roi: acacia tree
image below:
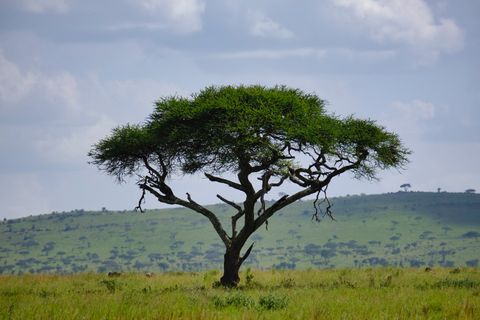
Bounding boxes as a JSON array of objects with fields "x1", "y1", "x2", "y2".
[{"x1": 89, "y1": 85, "x2": 409, "y2": 286}]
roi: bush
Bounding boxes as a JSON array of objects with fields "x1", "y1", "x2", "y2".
[
  {"x1": 212, "y1": 293, "x2": 255, "y2": 309},
  {"x1": 99, "y1": 279, "x2": 118, "y2": 293},
  {"x1": 258, "y1": 294, "x2": 288, "y2": 310},
  {"x1": 279, "y1": 277, "x2": 296, "y2": 288}
]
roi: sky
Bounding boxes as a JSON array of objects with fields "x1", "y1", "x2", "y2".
[{"x1": 0, "y1": 0, "x2": 479, "y2": 219}]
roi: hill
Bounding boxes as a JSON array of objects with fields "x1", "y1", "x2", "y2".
[{"x1": 1, "y1": 192, "x2": 479, "y2": 274}]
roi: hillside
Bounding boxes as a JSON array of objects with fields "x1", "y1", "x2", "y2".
[{"x1": 1, "y1": 192, "x2": 479, "y2": 274}]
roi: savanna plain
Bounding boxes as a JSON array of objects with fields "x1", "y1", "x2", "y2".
[
  {"x1": 1, "y1": 193, "x2": 479, "y2": 319},
  {"x1": 1, "y1": 267, "x2": 479, "y2": 319}
]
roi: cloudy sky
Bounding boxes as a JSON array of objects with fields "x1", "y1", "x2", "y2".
[{"x1": 1, "y1": 0, "x2": 479, "y2": 219}]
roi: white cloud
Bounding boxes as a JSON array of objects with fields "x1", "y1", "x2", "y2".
[
  {"x1": 249, "y1": 13, "x2": 294, "y2": 39},
  {"x1": 132, "y1": 0, "x2": 206, "y2": 33},
  {"x1": 35, "y1": 116, "x2": 117, "y2": 164},
  {"x1": 32, "y1": 76, "x2": 187, "y2": 165},
  {"x1": 0, "y1": 51, "x2": 37, "y2": 105},
  {"x1": 43, "y1": 73, "x2": 79, "y2": 110},
  {"x1": 0, "y1": 173, "x2": 50, "y2": 219},
  {"x1": 391, "y1": 99, "x2": 436, "y2": 121},
  {"x1": 107, "y1": 23, "x2": 167, "y2": 32},
  {"x1": 333, "y1": 0, "x2": 464, "y2": 61},
  {"x1": 0, "y1": 51, "x2": 79, "y2": 112},
  {"x1": 380, "y1": 99, "x2": 438, "y2": 142},
  {"x1": 213, "y1": 47, "x2": 395, "y2": 61},
  {"x1": 214, "y1": 48, "x2": 325, "y2": 60},
  {"x1": 15, "y1": 0, "x2": 70, "y2": 13}
]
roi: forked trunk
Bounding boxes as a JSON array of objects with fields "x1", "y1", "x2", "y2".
[{"x1": 220, "y1": 249, "x2": 241, "y2": 287}]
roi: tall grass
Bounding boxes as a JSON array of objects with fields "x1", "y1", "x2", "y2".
[{"x1": 0, "y1": 268, "x2": 478, "y2": 319}]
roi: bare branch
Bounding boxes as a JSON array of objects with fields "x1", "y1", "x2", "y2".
[
  {"x1": 254, "y1": 151, "x2": 369, "y2": 231},
  {"x1": 183, "y1": 192, "x2": 231, "y2": 246},
  {"x1": 142, "y1": 156, "x2": 174, "y2": 197},
  {"x1": 217, "y1": 194, "x2": 242, "y2": 212},
  {"x1": 231, "y1": 210, "x2": 245, "y2": 240},
  {"x1": 239, "y1": 242, "x2": 254, "y2": 266},
  {"x1": 312, "y1": 187, "x2": 335, "y2": 222},
  {"x1": 134, "y1": 177, "x2": 147, "y2": 213},
  {"x1": 204, "y1": 173, "x2": 246, "y2": 192},
  {"x1": 138, "y1": 180, "x2": 231, "y2": 247}
]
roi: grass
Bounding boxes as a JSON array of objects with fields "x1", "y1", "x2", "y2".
[{"x1": 1, "y1": 268, "x2": 479, "y2": 319}]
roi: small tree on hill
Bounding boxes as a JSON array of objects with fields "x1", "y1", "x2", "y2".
[
  {"x1": 400, "y1": 183, "x2": 411, "y2": 192},
  {"x1": 89, "y1": 85, "x2": 409, "y2": 286},
  {"x1": 465, "y1": 189, "x2": 476, "y2": 194}
]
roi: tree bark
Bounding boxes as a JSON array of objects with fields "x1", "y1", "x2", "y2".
[{"x1": 220, "y1": 248, "x2": 241, "y2": 287}]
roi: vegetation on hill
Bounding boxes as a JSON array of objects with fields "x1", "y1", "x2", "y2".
[{"x1": 0, "y1": 192, "x2": 479, "y2": 275}]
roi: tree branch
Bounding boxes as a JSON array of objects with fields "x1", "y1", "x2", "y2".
[
  {"x1": 254, "y1": 152, "x2": 368, "y2": 232},
  {"x1": 215, "y1": 194, "x2": 245, "y2": 239},
  {"x1": 238, "y1": 242, "x2": 254, "y2": 266},
  {"x1": 142, "y1": 157, "x2": 174, "y2": 197},
  {"x1": 204, "y1": 173, "x2": 246, "y2": 192},
  {"x1": 134, "y1": 177, "x2": 147, "y2": 212},
  {"x1": 137, "y1": 180, "x2": 231, "y2": 247},
  {"x1": 184, "y1": 192, "x2": 231, "y2": 246},
  {"x1": 217, "y1": 194, "x2": 242, "y2": 212},
  {"x1": 231, "y1": 210, "x2": 244, "y2": 240}
]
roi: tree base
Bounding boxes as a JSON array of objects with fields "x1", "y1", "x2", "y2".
[{"x1": 220, "y1": 274, "x2": 240, "y2": 287}]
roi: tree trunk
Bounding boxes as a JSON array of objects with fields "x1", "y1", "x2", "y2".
[{"x1": 220, "y1": 248, "x2": 241, "y2": 287}]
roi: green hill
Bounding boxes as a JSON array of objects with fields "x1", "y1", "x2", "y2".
[{"x1": 1, "y1": 192, "x2": 479, "y2": 274}]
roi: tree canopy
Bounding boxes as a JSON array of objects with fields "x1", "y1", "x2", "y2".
[{"x1": 89, "y1": 85, "x2": 410, "y2": 286}]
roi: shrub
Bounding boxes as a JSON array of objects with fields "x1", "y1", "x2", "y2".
[
  {"x1": 279, "y1": 277, "x2": 296, "y2": 288},
  {"x1": 245, "y1": 268, "x2": 254, "y2": 286},
  {"x1": 99, "y1": 279, "x2": 117, "y2": 293},
  {"x1": 212, "y1": 293, "x2": 255, "y2": 309},
  {"x1": 258, "y1": 294, "x2": 288, "y2": 310}
]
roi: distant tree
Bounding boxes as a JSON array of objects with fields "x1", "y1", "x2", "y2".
[
  {"x1": 339, "y1": 250, "x2": 352, "y2": 257},
  {"x1": 41, "y1": 241, "x2": 55, "y2": 256},
  {"x1": 400, "y1": 183, "x2": 411, "y2": 192},
  {"x1": 320, "y1": 249, "x2": 336, "y2": 263},
  {"x1": 304, "y1": 243, "x2": 322, "y2": 261},
  {"x1": 442, "y1": 226, "x2": 452, "y2": 235},
  {"x1": 466, "y1": 259, "x2": 479, "y2": 267},
  {"x1": 89, "y1": 85, "x2": 409, "y2": 286},
  {"x1": 461, "y1": 231, "x2": 480, "y2": 240},
  {"x1": 465, "y1": 189, "x2": 476, "y2": 194},
  {"x1": 437, "y1": 187, "x2": 441, "y2": 193}
]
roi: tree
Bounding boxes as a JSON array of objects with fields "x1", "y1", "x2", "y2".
[
  {"x1": 465, "y1": 189, "x2": 476, "y2": 194},
  {"x1": 400, "y1": 183, "x2": 411, "y2": 192},
  {"x1": 89, "y1": 85, "x2": 409, "y2": 286}
]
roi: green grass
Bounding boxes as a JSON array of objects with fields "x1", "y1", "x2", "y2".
[{"x1": 0, "y1": 268, "x2": 479, "y2": 319}]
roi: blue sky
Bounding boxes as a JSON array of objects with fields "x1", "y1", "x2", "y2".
[{"x1": 0, "y1": 0, "x2": 479, "y2": 219}]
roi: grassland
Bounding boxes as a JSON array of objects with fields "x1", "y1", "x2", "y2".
[
  {"x1": 1, "y1": 192, "x2": 479, "y2": 275},
  {"x1": 1, "y1": 268, "x2": 479, "y2": 319}
]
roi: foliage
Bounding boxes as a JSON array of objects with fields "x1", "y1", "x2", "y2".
[{"x1": 89, "y1": 85, "x2": 409, "y2": 181}]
